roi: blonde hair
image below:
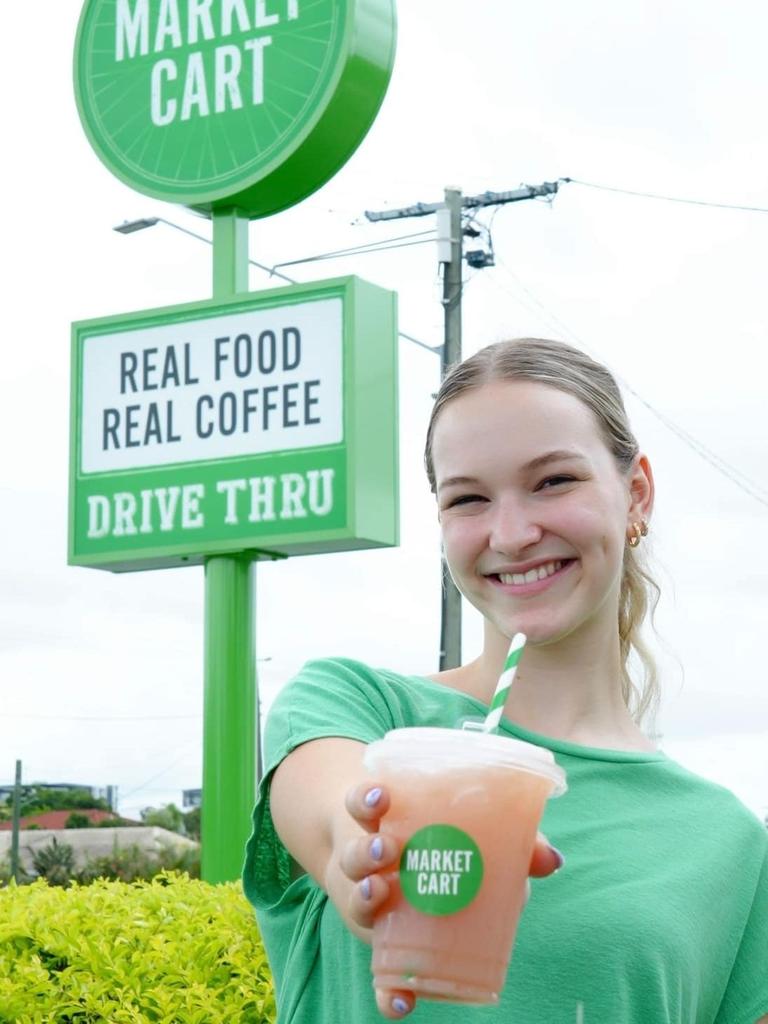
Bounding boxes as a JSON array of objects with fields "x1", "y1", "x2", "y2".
[{"x1": 424, "y1": 337, "x2": 660, "y2": 725}]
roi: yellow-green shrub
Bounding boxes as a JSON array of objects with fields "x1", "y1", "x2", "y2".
[{"x1": 0, "y1": 872, "x2": 274, "y2": 1023}]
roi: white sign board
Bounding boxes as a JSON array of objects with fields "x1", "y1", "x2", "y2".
[{"x1": 80, "y1": 298, "x2": 343, "y2": 472}]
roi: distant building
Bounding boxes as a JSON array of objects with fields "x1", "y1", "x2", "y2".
[
  {"x1": 100, "y1": 785, "x2": 119, "y2": 812},
  {"x1": 0, "y1": 808, "x2": 129, "y2": 831},
  {"x1": 0, "y1": 782, "x2": 118, "y2": 814},
  {"x1": 0, "y1": 782, "x2": 101, "y2": 803}
]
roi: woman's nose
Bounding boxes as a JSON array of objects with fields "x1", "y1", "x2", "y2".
[{"x1": 487, "y1": 500, "x2": 543, "y2": 555}]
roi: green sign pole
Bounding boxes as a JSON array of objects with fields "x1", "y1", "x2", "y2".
[{"x1": 203, "y1": 208, "x2": 256, "y2": 883}]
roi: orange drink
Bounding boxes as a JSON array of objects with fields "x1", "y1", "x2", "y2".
[{"x1": 364, "y1": 727, "x2": 566, "y2": 1004}]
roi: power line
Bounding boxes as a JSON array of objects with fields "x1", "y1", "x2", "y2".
[
  {"x1": 124, "y1": 218, "x2": 297, "y2": 284},
  {"x1": 119, "y1": 216, "x2": 436, "y2": 285},
  {"x1": 120, "y1": 748, "x2": 197, "y2": 801},
  {"x1": 116, "y1": 216, "x2": 441, "y2": 357},
  {"x1": 0, "y1": 713, "x2": 200, "y2": 722},
  {"x1": 493, "y1": 256, "x2": 768, "y2": 505},
  {"x1": 487, "y1": 258, "x2": 768, "y2": 510},
  {"x1": 275, "y1": 236, "x2": 436, "y2": 268},
  {"x1": 618, "y1": 393, "x2": 768, "y2": 508},
  {"x1": 271, "y1": 229, "x2": 436, "y2": 269},
  {"x1": 562, "y1": 178, "x2": 768, "y2": 215},
  {"x1": 495, "y1": 259, "x2": 768, "y2": 507}
]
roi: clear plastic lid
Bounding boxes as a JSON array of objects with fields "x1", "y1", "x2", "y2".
[{"x1": 364, "y1": 726, "x2": 567, "y2": 796}]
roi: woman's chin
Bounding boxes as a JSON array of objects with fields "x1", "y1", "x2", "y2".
[{"x1": 495, "y1": 616, "x2": 572, "y2": 648}]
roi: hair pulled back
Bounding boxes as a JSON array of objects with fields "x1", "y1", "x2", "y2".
[{"x1": 424, "y1": 337, "x2": 660, "y2": 725}]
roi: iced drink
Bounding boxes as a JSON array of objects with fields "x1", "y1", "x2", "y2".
[{"x1": 363, "y1": 727, "x2": 566, "y2": 1004}]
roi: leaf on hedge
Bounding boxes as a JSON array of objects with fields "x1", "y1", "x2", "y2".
[{"x1": 0, "y1": 874, "x2": 274, "y2": 1021}]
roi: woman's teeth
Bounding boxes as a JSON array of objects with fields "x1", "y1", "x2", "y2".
[{"x1": 498, "y1": 560, "x2": 563, "y2": 585}]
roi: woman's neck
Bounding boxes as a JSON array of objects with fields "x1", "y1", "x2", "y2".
[{"x1": 445, "y1": 621, "x2": 655, "y2": 752}]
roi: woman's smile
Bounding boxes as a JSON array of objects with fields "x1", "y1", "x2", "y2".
[{"x1": 484, "y1": 557, "x2": 578, "y2": 596}]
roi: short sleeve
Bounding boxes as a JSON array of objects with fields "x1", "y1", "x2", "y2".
[
  {"x1": 261, "y1": 658, "x2": 400, "y2": 780},
  {"x1": 242, "y1": 658, "x2": 398, "y2": 912},
  {"x1": 715, "y1": 838, "x2": 768, "y2": 1024}
]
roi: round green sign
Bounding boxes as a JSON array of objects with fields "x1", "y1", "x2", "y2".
[
  {"x1": 73, "y1": 0, "x2": 396, "y2": 217},
  {"x1": 400, "y1": 824, "x2": 484, "y2": 916}
]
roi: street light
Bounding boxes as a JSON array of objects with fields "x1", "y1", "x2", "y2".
[
  {"x1": 113, "y1": 215, "x2": 296, "y2": 284},
  {"x1": 114, "y1": 217, "x2": 160, "y2": 234}
]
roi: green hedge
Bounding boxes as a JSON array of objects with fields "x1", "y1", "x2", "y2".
[{"x1": 0, "y1": 872, "x2": 275, "y2": 1023}]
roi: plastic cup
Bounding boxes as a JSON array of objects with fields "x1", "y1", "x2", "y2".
[{"x1": 363, "y1": 726, "x2": 566, "y2": 1005}]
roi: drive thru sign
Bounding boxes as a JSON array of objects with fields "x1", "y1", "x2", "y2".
[
  {"x1": 72, "y1": 0, "x2": 398, "y2": 884},
  {"x1": 70, "y1": 277, "x2": 398, "y2": 571}
]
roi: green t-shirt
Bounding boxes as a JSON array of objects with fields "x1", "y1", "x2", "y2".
[{"x1": 243, "y1": 658, "x2": 768, "y2": 1024}]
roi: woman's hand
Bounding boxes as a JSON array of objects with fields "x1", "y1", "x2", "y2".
[
  {"x1": 341, "y1": 780, "x2": 565, "y2": 1019},
  {"x1": 341, "y1": 782, "x2": 397, "y2": 934}
]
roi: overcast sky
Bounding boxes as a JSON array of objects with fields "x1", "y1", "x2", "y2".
[{"x1": 2, "y1": 1, "x2": 767, "y2": 822}]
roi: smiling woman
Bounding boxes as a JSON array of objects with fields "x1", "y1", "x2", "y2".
[
  {"x1": 242, "y1": 338, "x2": 768, "y2": 1024},
  {"x1": 425, "y1": 341, "x2": 660, "y2": 725}
]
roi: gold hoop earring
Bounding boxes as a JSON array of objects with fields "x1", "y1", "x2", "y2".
[
  {"x1": 628, "y1": 522, "x2": 642, "y2": 547},
  {"x1": 640, "y1": 519, "x2": 649, "y2": 537}
]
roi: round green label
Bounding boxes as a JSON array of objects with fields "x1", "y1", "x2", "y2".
[
  {"x1": 73, "y1": 0, "x2": 396, "y2": 217},
  {"x1": 399, "y1": 824, "x2": 484, "y2": 916}
]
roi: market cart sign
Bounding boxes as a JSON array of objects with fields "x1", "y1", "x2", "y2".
[
  {"x1": 69, "y1": 277, "x2": 398, "y2": 570},
  {"x1": 73, "y1": 0, "x2": 396, "y2": 216}
]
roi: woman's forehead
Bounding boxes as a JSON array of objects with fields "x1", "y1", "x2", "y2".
[{"x1": 432, "y1": 379, "x2": 603, "y2": 453}]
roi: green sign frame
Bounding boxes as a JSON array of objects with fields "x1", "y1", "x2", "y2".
[
  {"x1": 73, "y1": 0, "x2": 396, "y2": 217},
  {"x1": 69, "y1": 276, "x2": 398, "y2": 571}
]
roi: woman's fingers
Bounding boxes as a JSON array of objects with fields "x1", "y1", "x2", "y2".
[
  {"x1": 347, "y1": 869, "x2": 392, "y2": 931},
  {"x1": 374, "y1": 987, "x2": 415, "y2": 1019},
  {"x1": 341, "y1": 782, "x2": 400, "y2": 931},
  {"x1": 529, "y1": 832, "x2": 565, "y2": 878},
  {"x1": 341, "y1": 828, "x2": 401, "y2": 930},
  {"x1": 340, "y1": 830, "x2": 399, "y2": 881},
  {"x1": 345, "y1": 780, "x2": 391, "y2": 832}
]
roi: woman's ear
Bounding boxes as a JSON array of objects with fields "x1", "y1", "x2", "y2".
[{"x1": 628, "y1": 453, "x2": 655, "y2": 524}]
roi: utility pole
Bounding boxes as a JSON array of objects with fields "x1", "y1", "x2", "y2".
[
  {"x1": 10, "y1": 760, "x2": 21, "y2": 884},
  {"x1": 365, "y1": 180, "x2": 561, "y2": 670},
  {"x1": 437, "y1": 187, "x2": 464, "y2": 670}
]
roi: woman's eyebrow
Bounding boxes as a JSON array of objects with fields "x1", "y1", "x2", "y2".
[
  {"x1": 438, "y1": 475, "x2": 480, "y2": 491},
  {"x1": 521, "y1": 450, "x2": 587, "y2": 472}
]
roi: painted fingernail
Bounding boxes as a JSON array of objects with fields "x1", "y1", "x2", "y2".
[
  {"x1": 364, "y1": 787, "x2": 382, "y2": 807},
  {"x1": 392, "y1": 997, "x2": 410, "y2": 1015},
  {"x1": 360, "y1": 876, "x2": 372, "y2": 900},
  {"x1": 370, "y1": 836, "x2": 384, "y2": 861},
  {"x1": 548, "y1": 844, "x2": 565, "y2": 870}
]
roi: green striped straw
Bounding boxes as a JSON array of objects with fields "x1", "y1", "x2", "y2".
[{"x1": 483, "y1": 633, "x2": 527, "y2": 733}]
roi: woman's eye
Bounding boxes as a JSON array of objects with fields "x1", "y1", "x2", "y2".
[
  {"x1": 537, "y1": 475, "x2": 575, "y2": 490},
  {"x1": 447, "y1": 494, "x2": 486, "y2": 508}
]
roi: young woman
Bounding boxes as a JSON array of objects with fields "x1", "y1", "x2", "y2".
[{"x1": 244, "y1": 338, "x2": 768, "y2": 1024}]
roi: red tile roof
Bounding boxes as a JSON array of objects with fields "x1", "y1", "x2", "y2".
[{"x1": 0, "y1": 809, "x2": 121, "y2": 831}]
